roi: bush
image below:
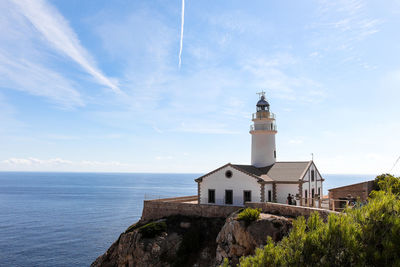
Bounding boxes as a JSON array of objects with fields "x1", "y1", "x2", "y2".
[
  {"x1": 138, "y1": 221, "x2": 167, "y2": 238},
  {"x1": 372, "y1": 173, "x2": 400, "y2": 195},
  {"x1": 237, "y1": 208, "x2": 261, "y2": 224},
  {"x1": 237, "y1": 174, "x2": 400, "y2": 267}
]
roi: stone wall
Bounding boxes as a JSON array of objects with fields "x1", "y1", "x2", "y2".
[
  {"x1": 141, "y1": 197, "x2": 242, "y2": 221},
  {"x1": 245, "y1": 202, "x2": 336, "y2": 220},
  {"x1": 328, "y1": 180, "x2": 374, "y2": 211}
]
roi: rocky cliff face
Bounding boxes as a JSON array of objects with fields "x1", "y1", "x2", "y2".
[
  {"x1": 215, "y1": 212, "x2": 292, "y2": 266},
  {"x1": 92, "y1": 212, "x2": 292, "y2": 267}
]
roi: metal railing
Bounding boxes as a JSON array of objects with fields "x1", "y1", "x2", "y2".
[
  {"x1": 252, "y1": 111, "x2": 275, "y2": 120},
  {"x1": 250, "y1": 124, "x2": 277, "y2": 131}
]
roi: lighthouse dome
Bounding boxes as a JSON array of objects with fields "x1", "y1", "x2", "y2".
[{"x1": 256, "y1": 95, "x2": 270, "y2": 111}]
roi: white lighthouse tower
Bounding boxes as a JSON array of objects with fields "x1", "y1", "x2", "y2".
[{"x1": 250, "y1": 92, "x2": 277, "y2": 167}]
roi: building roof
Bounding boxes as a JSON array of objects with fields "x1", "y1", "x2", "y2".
[
  {"x1": 233, "y1": 161, "x2": 312, "y2": 182},
  {"x1": 195, "y1": 161, "x2": 314, "y2": 183},
  {"x1": 328, "y1": 180, "x2": 374, "y2": 191}
]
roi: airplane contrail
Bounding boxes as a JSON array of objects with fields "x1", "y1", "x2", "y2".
[
  {"x1": 389, "y1": 156, "x2": 400, "y2": 173},
  {"x1": 178, "y1": 0, "x2": 185, "y2": 68}
]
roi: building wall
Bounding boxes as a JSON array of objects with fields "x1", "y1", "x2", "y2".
[
  {"x1": 199, "y1": 165, "x2": 262, "y2": 206},
  {"x1": 141, "y1": 199, "x2": 242, "y2": 221},
  {"x1": 276, "y1": 184, "x2": 299, "y2": 204},
  {"x1": 328, "y1": 180, "x2": 374, "y2": 211},
  {"x1": 302, "y1": 162, "x2": 323, "y2": 207},
  {"x1": 264, "y1": 183, "x2": 273, "y2": 202},
  {"x1": 141, "y1": 197, "x2": 338, "y2": 221},
  {"x1": 246, "y1": 202, "x2": 336, "y2": 221}
]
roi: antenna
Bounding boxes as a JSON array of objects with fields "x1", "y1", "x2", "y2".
[
  {"x1": 389, "y1": 156, "x2": 400, "y2": 173},
  {"x1": 256, "y1": 91, "x2": 266, "y2": 98},
  {"x1": 311, "y1": 153, "x2": 314, "y2": 161}
]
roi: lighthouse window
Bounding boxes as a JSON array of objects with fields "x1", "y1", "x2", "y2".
[
  {"x1": 274, "y1": 150, "x2": 276, "y2": 158},
  {"x1": 311, "y1": 170, "x2": 315, "y2": 182},
  {"x1": 225, "y1": 170, "x2": 233, "y2": 178}
]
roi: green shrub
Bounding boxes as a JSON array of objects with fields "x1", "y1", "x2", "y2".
[
  {"x1": 238, "y1": 174, "x2": 400, "y2": 267},
  {"x1": 237, "y1": 208, "x2": 261, "y2": 224},
  {"x1": 138, "y1": 221, "x2": 167, "y2": 238}
]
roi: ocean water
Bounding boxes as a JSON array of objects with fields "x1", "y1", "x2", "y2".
[{"x1": 0, "y1": 172, "x2": 375, "y2": 267}]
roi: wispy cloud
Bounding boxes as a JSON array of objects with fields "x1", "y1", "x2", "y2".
[
  {"x1": 0, "y1": 51, "x2": 84, "y2": 108},
  {"x1": 313, "y1": 0, "x2": 382, "y2": 52},
  {"x1": 242, "y1": 54, "x2": 326, "y2": 103},
  {"x1": 2, "y1": 157, "x2": 128, "y2": 167},
  {"x1": 178, "y1": 0, "x2": 185, "y2": 68},
  {"x1": 11, "y1": 0, "x2": 121, "y2": 94}
]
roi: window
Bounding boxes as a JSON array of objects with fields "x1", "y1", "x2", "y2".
[
  {"x1": 243, "y1": 191, "x2": 251, "y2": 203},
  {"x1": 311, "y1": 170, "x2": 315, "y2": 182},
  {"x1": 274, "y1": 150, "x2": 276, "y2": 159},
  {"x1": 268, "y1": 190, "x2": 272, "y2": 202},
  {"x1": 225, "y1": 190, "x2": 233, "y2": 205},
  {"x1": 225, "y1": 170, "x2": 233, "y2": 178},
  {"x1": 208, "y1": 189, "x2": 215, "y2": 204},
  {"x1": 318, "y1": 187, "x2": 321, "y2": 197},
  {"x1": 305, "y1": 190, "x2": 308, "y2": 204}
]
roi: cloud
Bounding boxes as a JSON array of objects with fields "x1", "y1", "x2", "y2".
[
  {"x1": 289, "y1": 139, "x2": 304, "y2": 145},
  {"x1": 174, "y1": 122, "x2": 240, "y2": 134},
  {"x1": 11, "y1": 0, "x2": 121, "y2": 94},
  {"x1": 2, "y1": 157, "x2": 128, "y2": 167},
  {"x1": 242, "y1": 54, "x2": 326, "y2": 103},
  {"x1": 313, "y1": 0, "x2": 382, "y2": 52},
  {"x1": 2, "y1": 157, "x2": 72, "y2": 165},
  {"x1": 0, "y1": 52, "x2": 84, "y2": 108}
]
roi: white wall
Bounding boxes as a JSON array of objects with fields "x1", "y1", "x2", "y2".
[
  {"x1": 251, "y1": 133, "x2": 276, "y2": 167},
  {"x1": 264, "y1": 183, "x2": 273, "y2": 202},
  {"x1": 276, "y1": 184, "x2": 299, "y2": 204},
  {"x1": 200, "y1": 165, "x2": 261, "y2": 206},
  {"x1": 302, "y1": 162, "x2": 323, "y2": 206}
]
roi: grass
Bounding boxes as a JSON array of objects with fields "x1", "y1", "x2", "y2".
[
  {"x1": 138, "y1": 221, "x2": 167, "y2": 238},
  {"x1": 237, "y1": 208, "x2": 261, "y2": 224}
]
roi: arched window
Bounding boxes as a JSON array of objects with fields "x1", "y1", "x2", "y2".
[{"x1": 311, "y1": 170, "x2": 315, "y2": 182}]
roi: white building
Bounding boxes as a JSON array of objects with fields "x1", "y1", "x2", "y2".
[{"x1": 195, "y1": 92, "x2": 324, "y2": 207}]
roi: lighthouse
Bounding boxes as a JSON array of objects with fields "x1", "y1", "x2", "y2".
[{"x1": 250, "y1": 92, "x2": 277, "y2": 167}]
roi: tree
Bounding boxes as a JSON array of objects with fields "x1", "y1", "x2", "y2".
[{"x1": 235, "y1": 175, "x2": 400, "y2": 267}]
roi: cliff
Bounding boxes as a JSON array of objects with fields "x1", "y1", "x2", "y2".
[{"x1": 91, "y1": 211, "x2": 292, "y2": 267}]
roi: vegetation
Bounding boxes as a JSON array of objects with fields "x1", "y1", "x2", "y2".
[
  {"x1": 237, "y1": 208, "x2": 261, "y2": 224},
  {"x1": 223, "y1": 174, "x2": 400, "y2": 267},
  {"x1": 138, "y1": 221, "x2": 167, "y2": 238}
]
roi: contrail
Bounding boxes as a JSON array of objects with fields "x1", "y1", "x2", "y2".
[
  {"x1": 389, "y1": 156, "x2": 400, "y2": 173},
  {"x1": 178, "y1": 0, "x2": 185, "y2": 68}
]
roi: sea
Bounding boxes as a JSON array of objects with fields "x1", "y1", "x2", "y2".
[{"x1": 0, "y1": 172, "x2": 376, "y2": 267}]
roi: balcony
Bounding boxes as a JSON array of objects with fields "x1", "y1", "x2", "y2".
[
  {"x1": 250, "y1": 124, "x2": 277, "y2": 132},
  {"x1": 252, "y1": 111, "x2": 275, "y2": 120}
]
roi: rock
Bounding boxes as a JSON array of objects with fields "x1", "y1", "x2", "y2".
[
  {"x1": 215, "y1": 212, "x2": 292, "y2": 266},
  {"x1": 91, "y1": 215, "x2": 225, "y2": 267},
  {"x1": 92, "y1": 212, "x2": 292, "y2": 267},
  {"x1": 180, "y1": 222, "x2": 191, "y2": 228}
]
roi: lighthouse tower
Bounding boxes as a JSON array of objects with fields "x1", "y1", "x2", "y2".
[{"x1": 250, "y1": 92, "x2": 277, "y2": 167}]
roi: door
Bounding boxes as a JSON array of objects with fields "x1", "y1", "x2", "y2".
[
  {"x1": 243, "y1": 190, "x2": 251, "y2": 204},
  {"x1": 225, "y1": 190, "x2": 233, "y2": 205}
]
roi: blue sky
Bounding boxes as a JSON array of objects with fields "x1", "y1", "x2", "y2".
[{"x1": 0, "y1": 0, "x2": 399, "y2": 174}]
